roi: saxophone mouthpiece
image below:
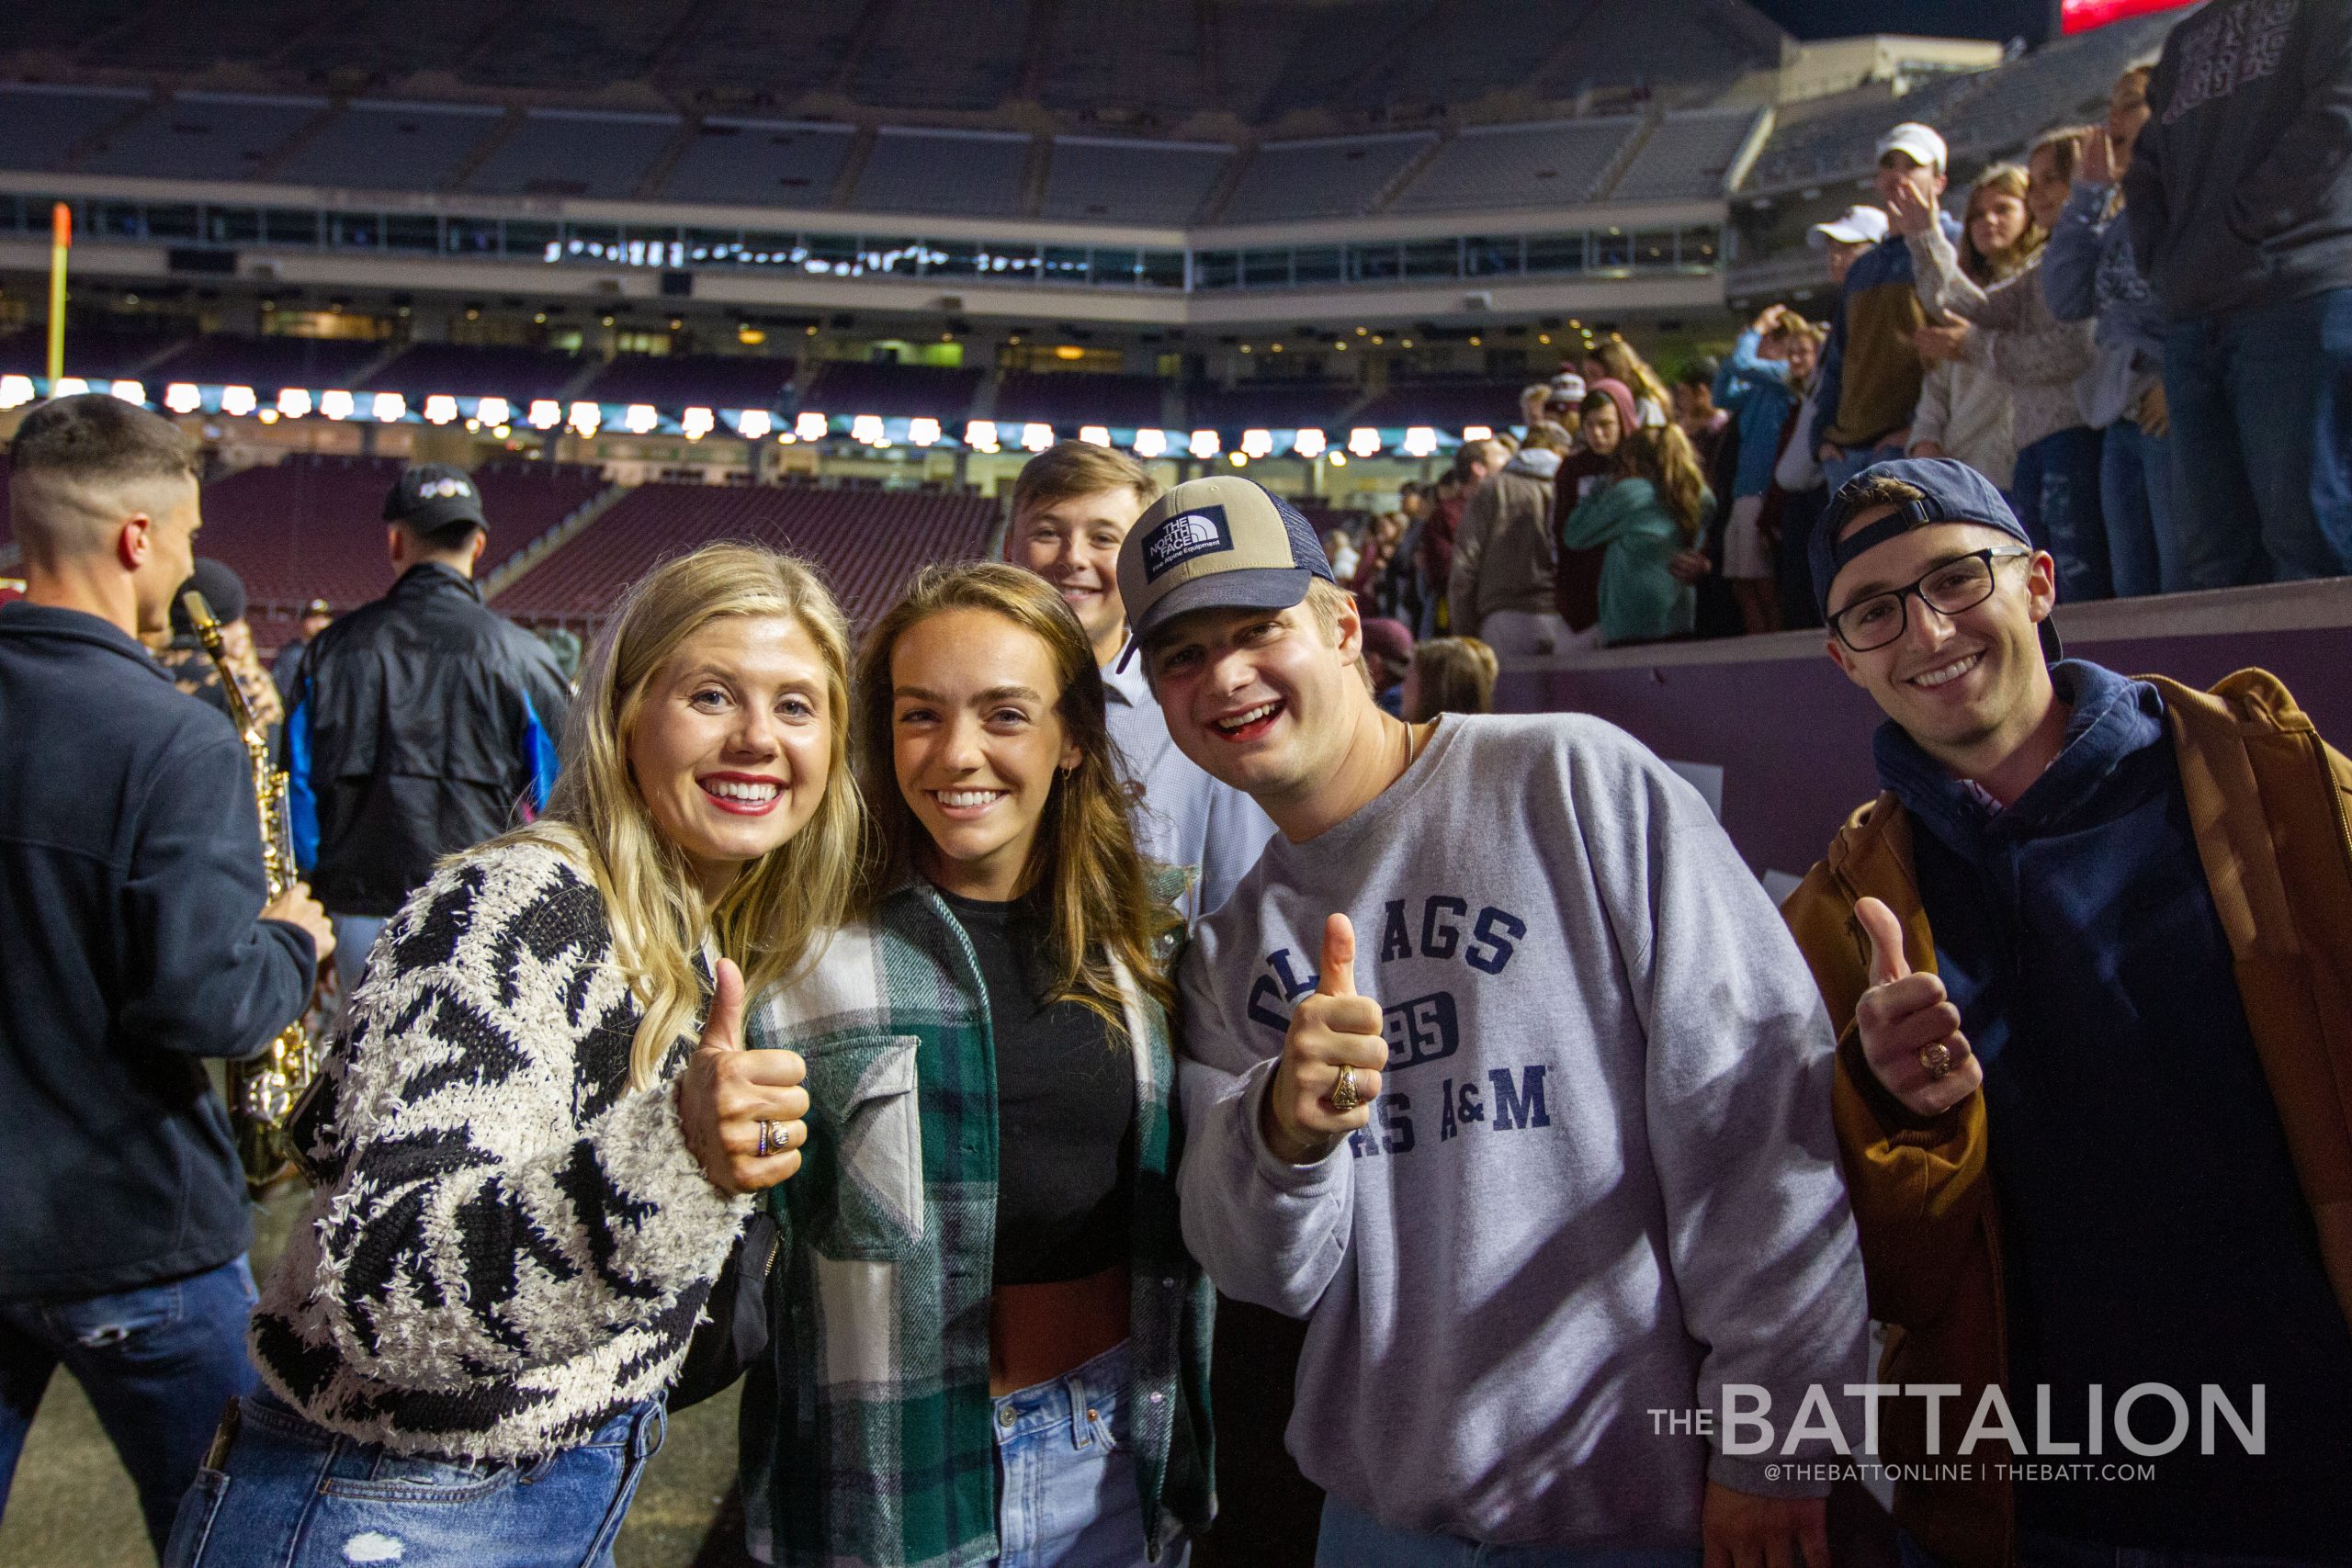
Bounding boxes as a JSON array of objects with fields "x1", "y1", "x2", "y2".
[{"x1": 180, "y1": 590, "x2": 220, "y2": 636}]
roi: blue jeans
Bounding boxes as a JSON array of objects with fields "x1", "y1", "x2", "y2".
[
  {"x1": 1901, "y1": 1524, "x2": 2352, "y2": 1568},
  {"x1": 2101, "y1": 417, "x2": 2182, "y2": 596},
  {"x1": 332, "y1": 914, "x2": 388, "y2": 1002},
  {"x1": 0, "y1": 1254, "x2": 259, "y2": 1554},
  {"x1": 1316, "y1": 1495, "x2": 1702, "y2": 1568},
  {"x1": 2163, "y1": 286, "x2": 2352, "y2": 587},
  {"x1": 2013, "y1": 426, "x2": 2111, "y2": 603},
  {"x1": 164, "y1": 1389, "x2": 665, "y2": 1568},
  {"x1": 994, "y1": 1341, "x2": 1182, "y2": 1568}
]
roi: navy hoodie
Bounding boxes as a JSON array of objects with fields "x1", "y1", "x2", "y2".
[
  {"x1": 1874, "y1": 660, "x2": 2352, "y2": 1552},
  {"x1": 0, "y1": 601, "x2": 315, "y2": 1298}
]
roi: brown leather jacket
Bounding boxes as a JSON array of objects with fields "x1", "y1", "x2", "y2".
[{"x1": 1781, "y1": 670, "x2": 2352, "y2": 1567}]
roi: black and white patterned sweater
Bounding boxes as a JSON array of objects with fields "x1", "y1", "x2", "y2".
[{"x1": 251, "y1": 838, "x2": 751, "y2": 1460}]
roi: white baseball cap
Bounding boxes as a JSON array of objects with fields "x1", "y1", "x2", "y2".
[
  {"x1": 1809, "y1": 205, "x2": 1891, "y2": 248},
  {"x1": 1874, "y1": 121, "x2": 1948, "y2": 174}
]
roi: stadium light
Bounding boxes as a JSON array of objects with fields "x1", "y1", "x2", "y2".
[
  {"x1": 0, "y1": 374, "x2": 36, "y2": 410},
  {"x1": 424, "y1": 394, "x2": 459, "y2": 425},
  {"x1": 1402, "y1": 426, "x2": 1439, "y2": 457},
  {"x1": 1463, "y1": 424, "x2": 1494, "y2": 441},
  {"x1": 1078, "y1": 425, "x2": 1111, "y2": 448},
  {"x1": 1240, "y1": 428, "x2": 1273, "y2": 459},
  {"x1": 852, "y1": 414, "x2": 887, "y2": 446},
  {"x1": 257, "y1": 409, "x2": 279, "y2": 425},
  {"x1": 1349, "y1": 426, "x2": 1382, "y2": 457},
  {"x1": 1329, "y1": 452, "x2": 1348, "y2": 468},
  {"x1": 320, "y1": 389, "x2": 355, "y2": 421},
  {"x1": 796, "y1": 411, "x2": 829, "y2": 441},
  {"x1": 109, "y1": 379, "x2": 145, "y2": 406},
  {"x1": 569, "y1": 400, "x2": 602, "y2": 436},
  {"x1": 164, "y1": 383, "x2": 202, "y2": 414},
  {"x1": 476, "y1": 396, "x2": 511, "y2": 428},
  {"x1": 527, "y1": 399, "x2": 561, "y2": 430},
  {"x1": 1190, "y1": 429, "x2": 1220, "y2": 460},
  {"x1": 1022, "y1": 423, "x2": 1054, "y2": 454},
  {"x1": 965, "y1": 420, "x2": 1000, "y2": 452},
  {"x1": 1293, "y1": 428, "x2": 1327, "y2": 459},
  {"x1": 372, "y1": 392, "x2": 407, "y2": 423},
  {"x1": 1132, "y1": 428, "x2": 1168, "y2": 459},
  {"x1": 624, "y1": 403, "x2": 659, "y2": 434},
  {"x1": 220, "y1": 385, "x2": 258, "y2": 418},
  {"x1": 735, "y1": 409, "x2": 772, "y2": 440},
  {"x1": 1229, "y1": 452, "x2": 1248, "y2": 468},
  {"x1": 682, "y1": 407, "x2": 716, "y2": 441},
  {"x1": 909, "y1": 417, "x2": 941, "y2": 447},
  {"x1": 54, "y1": 377, "x2": 90, "y2": 397},
  {"x1": 277, "y1": 388, "x2": 311, "y2": 419}
]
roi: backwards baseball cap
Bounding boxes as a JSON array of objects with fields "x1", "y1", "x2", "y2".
[
  {"x1": 1114, "y1": 476, "x2": 1334, "y2": 663},
  {"x1": 1811, "y1": 457, "x2": 2060, "y2": 660},
  {"x1": 170, "y1": 558, "x2": 246, "y2": 633},
  {"x1": 385, "y1": 463, "x2": 486, "y2": 537},
  {"x1": 1809, "y1": 204, "x2": 1891, "y2": 248},
  {"x1": 1545, "y1": 370, "x2": 1588, "y2": 408},
  {"x1": 1874, "y1": 121, "x2": 1948, "y2": 175}
]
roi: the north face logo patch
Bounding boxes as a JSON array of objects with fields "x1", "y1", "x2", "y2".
[{"x1": 1143, "y1": 505, "x2": 1234, "y2": 581}]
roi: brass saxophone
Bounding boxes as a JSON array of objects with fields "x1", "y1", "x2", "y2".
[{"x1": 180, "y1": 591, "x2": 321, "y2": 1192}]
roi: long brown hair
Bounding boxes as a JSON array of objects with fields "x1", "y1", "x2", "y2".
[
  {"x1": 1589, "y1": 339, "x2": 1671, "y2": 419},
  {"x1": 503, "y1": 544, "x2": 863, "y2": 1089},
  {"x1": 858, "y1": 561, "x2": 1180, "y2": 1022},
  {"x1": 1961, "y1": 163, "x2": 2046, "y2": 284},
  {"x1": 1618, "y1": 422, "x2": 1712, "y2": 538},
  {"x1": 1404, "y1": 637, "x2": 1498, "y2": 720}
]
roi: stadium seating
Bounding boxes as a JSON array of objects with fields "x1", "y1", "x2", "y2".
[
  {"x1": 577, "y1": 355, "x2": 797, "y2": 411},
  {"x1": 993, "y1": 372, "x2": 1167, "y2": 431},
  {"x1": 0, "y1": 324, "x2": 193, "y2": 382},
  {"x1": 657, "y1": 119, "x2": 854, "y2": 207},
  {"x1": 76, "y1": 93, "x2": 322, "y2": 183},
  {"x1": 850, "y1": 0, "x2": 1030, "y2": 112},
  {"x1": 489, "y1": 483, "x2": 999, "y2": 628},
  {"x1": 1217, "y1": 134, "x2": 1436, "y2": 225},
  {"x1": 1351, "y1": 378, "x2": 1526, "y2": 428},
  {"x1": 1387, "y1": 118, "x2": 1639, "y2": 213},
  {"x1": 462, "y1": 1, "x2": 699, "y2": 92},
  {"x1": 1611, "y1": 109, "x2": 1769, "y2": 202},
  {"x1": 1041, "y1": 139, "x2": 1232, "y2": 226},
  {"x1": 1533, "y1": 0, "x2": 1785, "y2": 102},
  {"x1": 148, "y1": 334, "x2": 390, "y2": 394},
  {"x1": 0, "y1": 84, "x2": 149, "y2": 172},
  {"x1": 654, "y1": 1, "x2": 867, "y2": 100},
  {"x1": 1035, "y1": 0, "x2": 1215, "y2": 124},
  {"x1": 462, "y1": 109, "x2": 681, "y2": 199},
  {"x1": 273, "y1": 101, "x2": 504, "y2": 193},
  {"x1": 1187, "y1": 381, "x2": 1363, "y2": 431},
  {"x1": 192, "y1": 454, "x2": 608, "y2": 615},
  {"x1": 274, "y1": 0, "x2": 512, "y2": 86},
  {"x1": 798, "y1": 362, "x2": 986, "y2": 422},
  {"x1": 1232, "y1": 0, "x2": 1430, "y2": 124},
  {"x1": 850, "y1": 129, "x2": 1034, "y2": 219},
  {"x1": 362, "y1": 344, "x2": 582, "y2": 401},
  {"x1": 1329, "y1": 0, "x2": 1591, "y2": 117}
]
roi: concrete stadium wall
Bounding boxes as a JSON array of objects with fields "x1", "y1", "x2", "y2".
[{"x1": 1496, "y1": 579, "x2": 2352, "y2": 885}]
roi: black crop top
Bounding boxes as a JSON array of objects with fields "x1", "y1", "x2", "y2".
[{"x1": 939, "y1": 890, "x2": 1136, "y2": 1286}]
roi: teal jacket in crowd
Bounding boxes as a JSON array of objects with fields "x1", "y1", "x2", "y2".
[
  {"x1": 1557, "y1": 476, "x2": 1706, "y2": 646},
  {"x1": 742, "y1": 879, "x2": 1214, "y2": 1568}
]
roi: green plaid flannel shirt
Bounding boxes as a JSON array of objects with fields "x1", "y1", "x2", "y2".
[{"x1": 744, "y1": 881, "x2": 1216, "y2": 1568}]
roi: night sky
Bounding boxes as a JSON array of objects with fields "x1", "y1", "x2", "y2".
[{"x1": 1747, "y1": 0, "x2": 2053, "y2": 44}]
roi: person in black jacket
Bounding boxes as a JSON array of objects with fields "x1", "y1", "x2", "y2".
[
  {"x1": 287, "y1": 463, "x2": 571, "y2": 995},
  {"x1": 0, "y1": 394, "x2": 332, "y2": 1553}
]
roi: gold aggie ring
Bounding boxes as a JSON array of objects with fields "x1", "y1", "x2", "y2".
[
  {"x1": 757, "y1": 1120, "x2": 786, "y2": 1157},
  {"x1": 1331, "y1": 1066, "x2": 1362, "y2": 1114},
  {"x1": 1919, "y1": 1042, "x2": 1953, "y2": 1081}
]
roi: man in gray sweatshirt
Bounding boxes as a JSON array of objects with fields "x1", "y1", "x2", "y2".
[{"x1": 1116, "y1": 476, "x2": 1869, "y2": 1564}]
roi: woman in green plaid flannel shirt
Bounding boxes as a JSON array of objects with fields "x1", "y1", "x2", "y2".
[{"x1": 742, "y1": 563, "x2": 1215, "y2": 1568}]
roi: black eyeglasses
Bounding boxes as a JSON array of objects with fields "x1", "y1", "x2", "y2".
[{"x1": 1828, "y1": 547, "x2": 2032, "y2": 652}]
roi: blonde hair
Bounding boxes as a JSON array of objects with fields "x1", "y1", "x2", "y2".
[
  {"x1": 1590, "y1": 340, "x2": 1671, "y2": 419},
  {"x1": 1620, "y1": 422, "x2": 1712, "y2": 538},
  {"x1": 858, "y1": 562, "x2": 1180, "y2": 1025},
  {"x1": 503, "y1": 544, "x2": 862, "y2": 1089},
  {"x1": 1961, "y1": 163, "x2": 2046, "y2": 283},
  {"x1": 1404, "y1": 637, "x2": 1498, "y2": 720}
]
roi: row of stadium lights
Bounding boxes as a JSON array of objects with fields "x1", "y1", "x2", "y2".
[{"x1": 0, "y1": 374, "x2": 1475, "y2": 461}]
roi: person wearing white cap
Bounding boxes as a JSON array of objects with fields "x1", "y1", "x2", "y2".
[{"x1": 1812, "y1": 122, "x2": 1960, "y2": 500}]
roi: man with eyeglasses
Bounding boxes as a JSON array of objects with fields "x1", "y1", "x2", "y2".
[{"x1": 1781, "y1": 457, "x2": 2352, "y2": 1568}]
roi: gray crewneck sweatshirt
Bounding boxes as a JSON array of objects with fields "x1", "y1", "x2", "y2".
[{"x1": 1177, "y1": 713, "x2": 1867, "y2": 1547}]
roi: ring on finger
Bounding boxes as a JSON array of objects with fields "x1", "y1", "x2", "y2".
[
  {"x1": 756, "y1": 1119, "x2": 792, "y2": 1157},
  {"x1": 1918, "y1": 1042, "x2": 1953, "y2": 1081},
  {"x1": 1331, "y1": 1066, "x2": 1361, "y2": 1114}
]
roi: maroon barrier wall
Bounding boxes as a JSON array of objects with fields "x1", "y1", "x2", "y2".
[{"x1": 1495, "y1": 581, "x2": 2352, "y2": 881}]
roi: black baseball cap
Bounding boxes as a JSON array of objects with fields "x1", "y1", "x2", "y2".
[
  {"x1": 385, "y1": 463, "x2": 487, "y2": 538},
  {"x1": 170, "y1": 558, "x2": 246, "y2": 633},
  {"x1": 1812, "y1": 457, "x2": 2061, "y2": 661},
  {"x1": 1114, "y1": 477, "x2": 1335, "y2": 660}
]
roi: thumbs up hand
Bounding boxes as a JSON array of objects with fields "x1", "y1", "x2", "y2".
[
  {"x1": 1852, "y1": 897, "x2": 1981, "y2": 1117},
  {"x1": 676, "y1": 958, "x2": 811, "y2": 1195},
  {"x1": 1262, "y1": 915, "x2": 1389, "y2": 1165}
]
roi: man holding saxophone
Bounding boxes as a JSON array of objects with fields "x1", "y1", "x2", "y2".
[{"x1": 0, "y1": 394, "x2": 331, "y2": 1555}]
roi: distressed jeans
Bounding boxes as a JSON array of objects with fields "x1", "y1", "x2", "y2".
[
  {"x1": 0, "y1": 1253, "x2": 259, "y2": 1555},
  {"x1": 164, "y1": 1388, "x2": 665, "y2": 1568},
  {"x1": 2013, "y1": 426, "x2": 2111, "y2": 604}
]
